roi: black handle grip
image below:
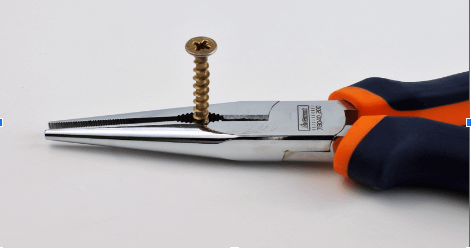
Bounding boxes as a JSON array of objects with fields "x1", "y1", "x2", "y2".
[
  {"x1": 334, "y1": 116, "x2": 469, "y2": 192},
  {"x1": 350, "y1": 72, "x2": 469, "y2": 111}
]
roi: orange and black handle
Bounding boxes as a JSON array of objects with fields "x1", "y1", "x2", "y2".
[
  {"x1": 329, "y1": 71, "x2": 469, "y2": 126},
  {"x1": 329, "y1": 72, "x2": 469, "y2": 192}
]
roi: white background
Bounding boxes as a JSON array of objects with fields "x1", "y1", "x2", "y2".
[{"x1": 0, "y1": 0, "x2": 468, "y2": 247}]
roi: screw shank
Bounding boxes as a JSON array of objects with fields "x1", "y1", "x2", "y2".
[{"x1": 192, "y1": 57, "x2": 210, "y2": 123}]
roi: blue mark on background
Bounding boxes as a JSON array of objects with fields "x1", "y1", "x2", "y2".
[
  {"x1": 467, "y1": 118, "x2": 471, "y2": 127},
  {"x1": 0, "y1": 118, "x2": 2, "y2": 127}
]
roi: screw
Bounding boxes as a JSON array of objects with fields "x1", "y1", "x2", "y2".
[{"x1": 185, "y1": 37, "x2": 217, "y2": 125}]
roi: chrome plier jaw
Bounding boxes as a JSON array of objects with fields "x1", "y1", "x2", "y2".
[{"x1": 45, "y1": 101, "x2": 357, "y2": 162}]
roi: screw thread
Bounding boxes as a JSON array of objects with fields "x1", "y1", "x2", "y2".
[{"x1": 192, "y1": 56, "x2": 210, "y2": 123}]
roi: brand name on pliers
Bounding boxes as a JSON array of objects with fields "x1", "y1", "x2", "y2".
[
  {"x1": 297, "y1": 105, "x2": 310, "y2": 131},
  {"x1": 297, "y1": 105, "x2": 323, "y2": 131}
]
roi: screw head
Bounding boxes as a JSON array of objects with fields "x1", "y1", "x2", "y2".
[{"x1": 185, "y1": 37, "x2": 217, "y2": 57}]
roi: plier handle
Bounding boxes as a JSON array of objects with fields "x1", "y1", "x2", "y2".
[{"x1": 329, "y1": 71, "x2": 468, "y2": 192}]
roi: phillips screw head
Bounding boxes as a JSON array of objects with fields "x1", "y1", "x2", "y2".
[{"x1": 185, "y1": 37, "x2": 217, "y2": 57}]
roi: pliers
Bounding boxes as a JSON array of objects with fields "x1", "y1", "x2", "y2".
[{"x1": 45, "y1": 72, "x2": 470, "y2": 192}]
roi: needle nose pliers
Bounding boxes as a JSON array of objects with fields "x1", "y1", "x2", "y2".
[{"x1": 45, "y1": 72, "x2": 470, "y2": 192}]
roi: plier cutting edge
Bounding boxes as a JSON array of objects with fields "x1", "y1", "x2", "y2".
[{"x1": 45, "y1": 72, "x2": 470, "y2": 192}]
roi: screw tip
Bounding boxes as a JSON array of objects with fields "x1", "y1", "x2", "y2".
[{"x1": 186, "y1": 37, "x2": 217, "y2": 57}]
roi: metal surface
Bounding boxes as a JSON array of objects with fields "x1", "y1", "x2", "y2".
[
  {"x1": 48, "y1": 101, "x2": 275, "y2": 128},
  {"x1": 45, "y1": 100, "x2": 357, "y2": 162},
  {"x1": 185, "y1": 37, "x2": 217, "y2": 124}
]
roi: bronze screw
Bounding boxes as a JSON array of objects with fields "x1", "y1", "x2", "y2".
[{"x1": 185, "y1": 37, "x2": 217, "y2": 124}]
